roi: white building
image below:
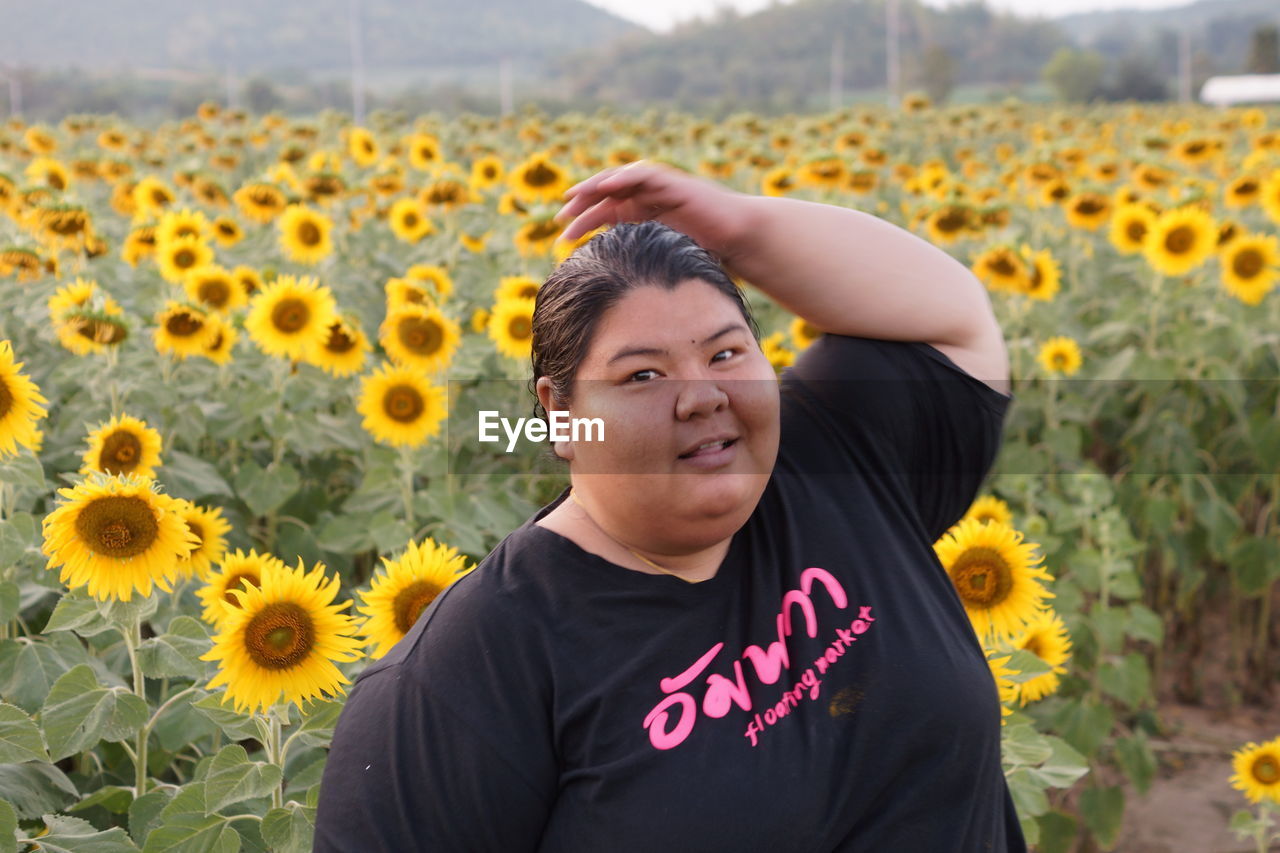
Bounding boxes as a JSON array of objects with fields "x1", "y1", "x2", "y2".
[{"x1": 1199, "y1": 74, "x2": 1280, "y2": 106}]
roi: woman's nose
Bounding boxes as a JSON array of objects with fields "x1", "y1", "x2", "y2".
[{"x1": 674, "y1": 379, "x2": 729, "y2": 420}]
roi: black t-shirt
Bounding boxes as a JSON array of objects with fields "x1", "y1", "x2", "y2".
[{"x1": 314, "y1": 334, "x2": 1022, "y2": 852}]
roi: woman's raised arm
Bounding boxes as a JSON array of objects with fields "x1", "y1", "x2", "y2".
[{"x1": 554, "y1": 161, "x2": 1009, "y2": 393}]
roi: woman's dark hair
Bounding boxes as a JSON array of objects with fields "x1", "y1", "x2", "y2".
[{"x1": 530, "y1": 220, "x2": 759, "y2": 420}]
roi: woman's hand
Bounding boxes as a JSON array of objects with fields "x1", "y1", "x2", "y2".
[{"x1": 554, "y1": 161, "x2": 754, "y2": 260}]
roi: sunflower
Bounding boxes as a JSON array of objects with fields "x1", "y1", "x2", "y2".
[
  {"x1": 210, "y1": 216, "x2": 243, "y2": 247},
  {"x1": 494, "y1": 275, "x2": 542, "y2": 303},
  {"x1": 1260, "y1": 170, "x2": 1280, "y2": 225},
  {"x1": 406, "y1": 132, "x2": 442, "y2": 171},
  {"x1": 1219, "y1": 233, "x2": 1278, "y2": 306},
  {"x1": 387, "y1": 197, "x2": 434, "y2": 243},
  {"x1": 121, "y1": 226, "x2": 157, "y2": 267},
  {"x1": 41, "y1": 474, "x2": 198, "y2": 601},
  {"x1": 1224, "y1": 175, "x2": 1261, "y2": 209},
  {"x1": 1010, "y1": 609, "x2": 1072, "y2": 705},
  {"x1": 185, "y1": 265, "x2": 247, "y2": 313},
  {"x1": 233, "y1": 182, "x2": 287, "y2": 224},
  {"x1": 198, "y1": 549, "x2": 286, "y2": 629},
  {"x1": 309, "y1": 319, "x2": 370, "y2": 377},
  {"x1": 404, "y1": 264, "x2": 453, "y2": 300},
  {"x1": 925, "y1": 205, "x2": 974, "y2": 245},
  {"x1": 789, "y1": 316, "x2": 821, "y2": 351},
  {"x1": 986, "y1": 651, "x2": 1018, "y2": 723},
  {"x1": 171, "y1": 499, "x2": 231, "y2": 580},
  {"x1": 348, "y1": 127, "x2": 380, "y2": 168},
  {"x1": 1037, "y1": 336, "x2": 1082, "y2": 376},
  {"x1": 760, "y1": 331, "x2": 794, "y2": 373},
  {"x1": 232, "y1": 265, "x2": 263, "y2": 297},
  {"x1": 971, "y1": 246, "x2": 1030, "y2": 294},
  {"x1": 1230, "y1": 738, "x2": 1280, "y2": 804},
  {"x1": 81, "y1": 414, "x2": 163, "y2": 480},
  {"x1": 933, "y1": 518, "x2": 1053, "y2": 643},
  {"x1": 245, "y1": 274, "x2": 338, "y2": 362},
  {"x1": 25, "y1": 157, "x2": 70, "y2": 192},
  {"x1": 56, "y1": 310, "x2": 130, "y2": 356},
  {"x1": 514, "y1": 218, "x2": 564, "y2": 257},
  {"x1": 1020, "y1": 246, "x2": 1061, "y2": 302},
  {"x1": 1108, "y1": 203, "x2": 1157, "y2": 256},
  {"x1": 0, "y1": 341, "x2": 49, "y2": 458},
  {"x1": 277, "y1": 204, "x2": 333, "y2": 265},
  {"x1": 488, "y1": 298, "x2": 536, "y2": 362},
  {"x1": 508, "y1": 153, "x2": 571, "y2": 203},
  {"x1": 48, "y1": 278, "x2": 120, "y2": 322},
  {"x1": 385, "y1": 277, "x2": 435, "y2": 310},
  {"x1": 469, "y1": 155, "x2": 505, "y2": 191},
  {"x1": 357, "y1": 538, "x2": 474, "y2": 659},
  {"x1": 1143, "y1": 206, "x2": 1217, "y2": 277},
  {"x1": 156, "y1": 208, "x2": 210, "y2": 246},
  {"x1": 156, "y1": 235, "x2": 214, "y2": 284},
  {"x1": 154, "y1": 302, "x2": 217, "y2": 360},
  {"x1": 1063, "y1": 192, "x2": 1111, "y2": 231},
  {"x1": 420, "y1": 178, "x2": 473, "y2": 211},
  {"x1": 201, "y1": 558, "x2": 363, "y2": 714},
  {"x1": 459, "y1": 231, "x2": 490, "y2": 253},
  {"x1": 964, "y1": 496, "x2": 1013, "y2": 528},
  {"x1": 131, "y1": 176, "x2": 175, "y2": 219},
  {"x1": 761, "y1": 167, "x2": 795, "y2": 197},
  {"x1": 380, "y1": 304, "x2": 460, "y2": 374},
  {"x1": 202, "y1": 315, "x2": 237, "y2": 365},
  {"x1": 357, "y1": 362, "x2": 448, "y2": 448},
  {"x1": 796, "y1": 157, "x2": 847, "y2": 190}
]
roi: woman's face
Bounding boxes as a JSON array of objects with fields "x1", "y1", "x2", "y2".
[{"x1": 541, "y1": 279, "x2": 780, "y2": 555}]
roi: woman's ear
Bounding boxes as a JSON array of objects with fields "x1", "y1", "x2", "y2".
[{"x1": 535, "y1": 377, "x2": 574, "y2": 461}]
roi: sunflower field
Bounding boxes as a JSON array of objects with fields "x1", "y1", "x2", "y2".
[{"x1": 0, "y1": 99, "x2": 1278, "y2": 852}]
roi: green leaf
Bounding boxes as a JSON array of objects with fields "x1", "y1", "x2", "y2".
[
  {"x1": 128, "y1": 789, "x2": 175, "y2": 847},
  {"x1": 1229, "y1": 536, "x2": 1280, "y2": 597},
  {"x1": 1098, "y1": 653, "x2": 1151, "y2": 709},
  {"x1": 1079, "y1": 785, "x2": 1124, "y2": 849},
  {"x1": 159, "y1": 451, "x2": 234, "y2": 501},
  {"x1": 0, "y1": 703, "x2": 48, "y2": 764},
  {"x1": 141, "y1": 815, "x2": 238, "y2": 853},
  {"x1": 0, "y1": 639, "x2": 84, "y2": 714},
  {"x1": 1228, "y1": 808, "x2": 1258, "y2": 837},
  {"x1": 202, "y1": 744, "x2": 282, "y2": 816},
  {"x1": 0, "y1": 583, "x2": 19, "y2": 625},
  {"x1": 0, "y1": 453, "x2": 45, "y2": 489},
  {"x1": 21, "y1": 814, "x2": 138, "y2": 853},
  {"x1": 1126, "y1": 604, "x2": 1163, "y2": 645},
  {"x1": 1092, "y1": 606, "x2": 1127, "y2": 655},
  {"x1": 0, "y1": 763, "x2": 77, "y2": 820},
  {"x1": 1054, "y1": 698, "x2": 1113, "y2": 759},
  {"x1": 136, "y1": 617, "x2": 213, "y2": 680},
  {"x1": 1034, "y1": 810, "x2": 1079, "y2": 853},
  {"x1": 191, "y1": 695, "x2": 263, "y2": 743},
  {"x1": 1044, "y1": 425, "x2": 1082, "y2": 460},
  {"x1": 0, "y1": 522, "x2": 27, "y2": 567},
  {"x1": 1027, "y1": 736, "x2": 1090, "y2": 789},
  {"x1": 1002, "y1": 722, "x2": 1054, "y2": 767},
  {"x1": 261, "y1": 803, "x2": 316, "y2": 853},
  {"x1": 1094, "y1": 346, "x2": 1136, "y2": 382},
  {"x1": 95, "y1": 596, "x2": 159, "y2": 630},
  {"x1": 42, "y1": 592, "x2": 115, "y2": 637},
  {"x1": 0, "y1": 798, "x2": 16, "y2": 853},
  {"x1": 1114, "y1": 734, "x2": 1157, "y2": 795},
  {"x1": 1001, "y1": 649, "x2": 1052, "y2": 683},
  {"x1": 39, "y1": 665, "x2": 150, "y2": 762},
  {"x1": 235, "y1": 460, "x2": 300, "y2": 517},
  {"x1": 315, "y1": 513, "x2": 374, "y2": 554},
  {"x1": 1005, "y1": 768, "x2": 1050, "y2": 818},
  {"x1": 70, "y1": 785, "x2": 135, "y2": 816}
]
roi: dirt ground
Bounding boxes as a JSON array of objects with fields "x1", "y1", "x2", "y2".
[{"x1": 1117, "y1": 704, "x2": 1279, "y2": 853}]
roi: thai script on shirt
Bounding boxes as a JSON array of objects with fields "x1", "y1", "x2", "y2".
[{"x1": 642, "y1": 567, "x2": 876, "y2": 750}]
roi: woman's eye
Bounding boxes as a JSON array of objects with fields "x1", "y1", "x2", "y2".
[
  {"x1": 627, "y1": 369, "x2": 658, "y2": 383},
  {"x1": 712, "y1": 348, "x2": 735, "y2": 363}
]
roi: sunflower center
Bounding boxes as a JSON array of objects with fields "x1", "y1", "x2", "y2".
[
  {"x1": 325, "y1": 324, "x2": 356, "y2": 353},
  {"x1": 99, "y1": 431, "x2": 142, "y2": 474},
  {"x1": 1023, "y1": 636, "x2": 1044, "y2": 658},
  {"x1": 223, "y1": 571, "x2": 260, "y2": 605},
  {"x1": 936, "y1": 208, "x2": 966, "y2": 232},
  {"x1": 0, "y1": 378, "x2": 12, "y2": 419},
  {"x1": 1075, "y1": 198, "x2": 1104, "y2": 215},
  {"x1": 174, "y1": 249, "x2": 196, "y2": 270},
  {"x1": 524, "y1": 162, "x2": 559, "y2": 187},
  {"x1": 398, "y1": 316, "x2": 443, "y2": 356},
  {"x1": 1232, "y1": 249, "x2": 1264, "y2": 279},
  {"x1": 271, "y1": 298, "x2": 310, "y2": 333},
  {"x1": 951, "y1": 546, "x2": 1014, "y2": 607},
  {"x1": 1126, "y1": 221, "x2": 1148, "y2": 242},
  {"x1": 198, "y1": 280, "x2": 232, "y2": 308},
  {"x1": 990, "y1": 256, "x2": 1018, "y2": 277},
  {"x1": 166, "y1": 311, "x2": 203, "y2": 337},
  {"x1": 508, "y1": 316, "x2": 532, "y2": 340},
  {"x1": 186, "y1": 520, "x2": 204, "y2": 549},
  {"x1": 391, "y1": 579, "x2": 442, "y2": 634},
  {"x1": 1234, "y1": 180, "x2": 1257, "y2": 196},
  {"x1": 243, "y1": 602, "x2": 315, "y2": 670},
  {"x1": 74, "y1": 495, "x2": 159, "y2": 559},
  {"x1": 402, "y1": 212, "x2": 420, "y2": 228},
  {"x1": 384, "y1": 385, "x2": 425, "y2": 422},
  {"x1": 297, "y1": 221, "x2": 322, "y2": 246},
  {"x1": 1164, "y1": 225, "x2": 1195, "y2": 254},
  {"x1": 1253, "y1": 755, "x2": 1280, "y2": 785},
  {"x1": 526, "y1": 221, "x2": 561, "y2": 241}
]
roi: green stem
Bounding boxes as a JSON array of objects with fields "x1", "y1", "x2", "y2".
[
  {"x1": 122, "y1": 614, "x2": 148, "y2": 799},
  {"x1": 265, "y1": 709, "x2": 284, "y2": 810},
  {"x1": 143, "y1": 685, "x2": 201, "y2": 740},
  {"x1": 105, "y1": 345, "x2": 122, "y2": 418},
  {"x1": 399, "y1": 445, "x2": 416, "y2": 535},
  {"x1": 1145, "y1": 272, "x2": 1163, "y2": 357}
]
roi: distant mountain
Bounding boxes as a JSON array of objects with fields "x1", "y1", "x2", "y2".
[
  {"x1": 0, "y1": 0, "x2": 641, "y2": 73},
  {"x1": 1054, "y1": 0, "x2": 1280, "y2": 48}
]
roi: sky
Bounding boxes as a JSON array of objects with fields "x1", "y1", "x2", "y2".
[{"x1": 583, "y1": 0, "x2": 1190, "y2": 32}]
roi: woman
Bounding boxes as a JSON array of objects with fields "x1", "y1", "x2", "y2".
[{"x1": 314, "y1": 162, "x2": 1019, "y2": 851}]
